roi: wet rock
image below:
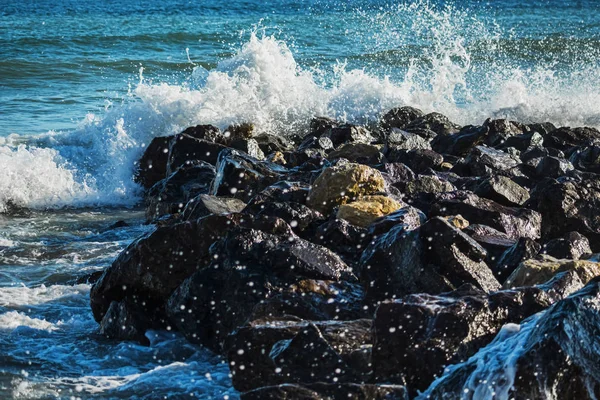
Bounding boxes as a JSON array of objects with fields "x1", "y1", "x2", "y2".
[
  {"x1": 336, "y1": 195, "x2": 403, "y2": 228},
  {"x1": 543, "y1": 231, "x2": 592, "y2": 260},
  {"x1": 421, "y1": 217, "x2": 500, "y2": 293},
  {"x1": 267, "y1": 151, "x2": 287, "y2": 165},
  {"x1": 297, "y1": 135, "x2": 334, "y2": 152},
  {"x1": 494, "y1": 237, "x2": 541, "y2": 281},
  {"x1": 569, "y1": 145, "x2": 600, "y2": 173},
  {"x1": 145, "y1": 162, "x2": 216, "y2": 222},
  {"x1": 379, "y1": 163, "x2": 416, "y2": 185},
  {"x1": 431, "y1": 191, "x2": 542, "y2": 241},
  {"x1": 226, "y1": 319, "x2": 373, "y2": 392},
  {"x1": 245, "y1": 201, "x2": 325, "y2": 234},
  {"x1": 90, "y1": 214, "x2": 244, "y2": 323},
  {"x1": 474, "y1": 175, "x2": 530, "y2": 206},
  {"x1": 384, "y1": 129, "x2": 431, "y2": 156},
  {"x1": 307, "y1": 163, "x2": 386, "y2": 215},
  {"x1": 210, "y1": 149, "x2": 288, "y2": 202},
  {"x1": 534, "y1": 177, "x2": 600, "y2": 248},
  {"x1": 254, "y1": 133, "x2": 294, "y2": 154},
  {"x1": 249, "y1": 181, "x2": 311, "y2": 206},
  {"x1": 445, "y1": 214, "x2": 470, "y2": 230},
  {"x1": 504, "y1": 256, "x2": 600, "y2": 288},
  {"x1": 501, "y1": 131, "x2": 544, "y2": 151},
  {"x1": 225, "y1": 122, "x2": 255, "y2": 142},
  {"x1": 404, "y1": 112, "x2": 460, "y2": 136},
  {"x1": 431, "y1": 125, "x2": 488, "y2": 157},
  {"x1": 135, "y1": 136, "x2": 172, "y2": 189},
  {"x1": 310, "y1": 117, "x2": 340, "y2": 137},
  {"x1": 313, "y1": 218, "x2": 370, "y2": 264},
  {"x1": 482, "y1": 118, "x2": 525, "y2": 147},
  {"x1": 99, "y1": 298, "x2": 152, "y2": 345},
  {"x1": 230, "y1": 138, "x2": 266, "y2": 160},
  {"x1": 463, "y1": 224, "x2": 515, "y2": 264},
  {"x1": 543, "y1": 126, "x2": 600, "y2": 152},
  {"x1": 241, "y1": 383, "x2": 409, "y2": 400},
  {"x1": 166, "y1": 229, "x2": 353, "y2": 350},
  {"x1": 359, "y1": 225, "x2": 452, "y2": 301},
  {"x1": 324, "y1": 124, "x2": 375, "y2": 147},
  {"x1": 534, "y1": 155, "x2": 574, "y2": 178},
  {"x1": 181, "y1": 194, "x2": 246, "y2": 220},
  {"x1": 380, "y1": 106, "x2": 424, "y2": 130},
  {"x1": 329, "y1": 143, "x2": 383, "y2": 165},
  {"x1": 179, "y1": 124, "x2": 223, "y2": 143},
  {"x1": 103, "y1": 220, "x2": 129, "y2": 231},
  {"x1": 461, "y1": 146, "x2": 520, "y2": 176},
  {"x1": 367, "y1": 206, "x2": 426, "y2": 238},
  {"x1": 372, "y1": 284, "x2": 556, "y2": 392},
  {"x1": 399, "y1": 174, "x2": 456, "y2": 197},
  {"x1": 420, "y1": 278, "x2": 600, "y2": 400},
  {"x1": 167, "y1": 133, "x2": 228, "y2": 173},
  {"x1": 387, "y1": 149, "x2": 444, "y2": 173}
]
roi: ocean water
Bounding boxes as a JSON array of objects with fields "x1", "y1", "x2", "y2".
[{"x1": 1, "y1": 0, "x2": 600, "y2": 398}]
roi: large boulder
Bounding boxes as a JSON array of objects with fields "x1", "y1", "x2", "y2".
[
  {"x1": 307, "y1": 163, "x2": 386, "y2": 215},
  {"x1": 135, "y1": 136, "x2": 172, "y2": 188},
  {"x1": 380, "y1": 106, "x2": 424, "y2": 130},
  {"x1": 474, "y1": 175, "x2": 530, "y2": 206},
  {"x1": 419, "y1": 278, "x2": 600, "y2": 400},
  {"x1": 542, "y1": 231, "x2": 592, "y2": 260}
]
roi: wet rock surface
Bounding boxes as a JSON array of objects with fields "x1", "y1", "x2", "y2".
[{"x1": 94, "y1": 110, "x2": 600, "y2": 397}]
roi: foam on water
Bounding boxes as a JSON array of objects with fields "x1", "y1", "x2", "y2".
[
  {"x1": 2, "y1": 1, "x2": 600, "y2": 213},
  {"x1": 0, "y1": 284, "x2": 89, "y2": 307},
  {"x1": 0, "y1": 311, "x2": 58, "y2": 332}
]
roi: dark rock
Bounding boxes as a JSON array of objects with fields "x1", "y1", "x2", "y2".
[
  {"x1": 483, "y1": 118, "x2": 525, "y2": 147},
  {"x1": 463, "y1": 224, "x2": 516, "y2": 264},
  {"x1": 420, "y1": 217, "x2": 500, "y2": 293},
  {"x1": 474, "y1": 175, "x2": 530, "y2": 206},
  {"x1": 373, "y1": 283, "x2": 564, "y2": 393},
  {"x1": 542, "y1": 231, "x2": 592, "y2": 260},
  {"x1": 494, "y1": 237, "x2": 541, "y2": 281},
  {"x1": 380, "y1": 106, "x2": 424, "y2": 130},
  {"x1": 431, "y1": 125, "x2": 488, "y2": 157},
  {"x1": 367, "y1": 206, "x2": 426, "y2": 238},
  {"x1": 99, "y1": 298, "x2": 152, "y2": 345},
  {"x1": 145, "y1": 162, "x2": 215, "y2": 221},
  {"x1": 135, "y1": 136, "x2": 172, "y2": 188},
  {"x1": 461, "y1": 146, "x2": 520, "y2": 177},
  {"x1": 431, "y1": 191, "x2": 542, "y2": 241},
  {"x1": 313, "y1": 218, "x2": 370, "y2": 264},
  {"x1": 534, "y1": 155, "x2": 574, "y2": 178},
  {"x1": 297, "y1": 135, "x2": 334, "y2": 152},
  {"x1": 404, "y1": 112, "x2": 460, "y2": 136},
  {"x1": 181, "y1": 194, "x2": 246, "y2": 220},
  {"x1": 379, "y1": 163, "x2": 416, "y2": 185},
  {"x1": 226, "y1": 319, "x2": 373, "y2": 392},
  {"x1": 254, "y1": 133, "x2": 294, "y2": 154},
  {"x1": 210, "y1": 149, "x2": 288, "y2": 202},
  {"x1": 329, "y1": 143, "x2": 383, "y2": 165},
  {"x1": 528, "y1": 121, "x2": 557, "y2": 136},
  {"x1": 544, "y1": 126, "x2": 600, "y2": 153},
  {"x1": 241, "y1": 383, "x2": 409, "y2": 400},
  {"x1": 75, "y1": 270, "x2": 104, "y2": 285},
  {"x1": 420, "y1": 278, "x2": 600, "y2": 399},
  {"x1": 501, "y1": 131, "x2": 544, "y2": 151},
  {"x1": 230, "y1": 138, "x2": 266, "y2": 160},
  {"x1": 359, "y1": 224, "x2": 452, "y2": 301},
  {"x1": 324, "y1": 124, "x2": 375, "y2": 147},
  {"x1": 386, "y1": 149, "x2": 443, "y2": 173},
  {"x1": 249, "y1": 181, "x2": 311, "y2": 206},
  {"x1": 384, "y1": 129, "x2": 431, "y2": 155},
  {"x1": 167, "y1": 133, "x2": 228, "y2": 173},
  {"x1": 569, "y1": 145, "x2": 600, "y2": 173},
  {"x1": 310, "y1": 117, "x2": 340, "y2": 137},
  {"x1": 245, "y1": 201, "x2": 324, "y2": 234}
]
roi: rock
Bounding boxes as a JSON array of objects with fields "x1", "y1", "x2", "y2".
[
  {"x1": 307, "y1": 163, "x2": 386, "y2": 215},
  {"x1": 211, "y1": 149, "x2": 288, "y2": 202},
  {"x1": 474, "y1": 175, "x2": 530, "y2": 206},
  {"x1": 543, "y1": 126, "x2": 600, "y2": 152},
  {"x1": 145, "y1": 162, "x2": 216, "y2": 221},
  {"x1": 359, "y1": 225, "x2": 452, "y2": 301},
  {"x1": 445, "y1": 214, "x2": 470, "y2": 230},
  {"x1": 329, "y1": 143, "x2": 383, "y2": 165},
  {"x1": 230, "y1": 138, "x2": 266, "y2": 160},
  {"x1": 367, "y1": 206, "x2": 426, "y2": 238},
  {"x1": 135, "y1": 136, "x2": 172, "y2": 188},
  {"x1": 254, "y1": 133, "x2": 294, "y2": 154},
  {"x1": 179, "y1": 124, "x2": 224, "y2": 142},
  {"x1": 167, "y1": 133, "x2": 228, "y2": 173},
  {"x1": 297, "y1": 135, "x2": 334, "y2": 152},
  {"x1": 501, "y1": 131, "x2": 544, "y2": 151},
  {"x1": 431, "y1": 191, "x2": 542, "y2": 241},
  {"x1": 310, "y1": 117, "x2": 340, "y2": 137},
  {"x1": 241, "y1": 383, "x2": 409, "y2": 400},
  {"x1": 267, "y1": 151, "x2": 287, "y2": 165},
  {"x1": 99, "y1": 298, "x2": 152, "y2": 345},
  {"x1": 534, "y1": 177, "x2": 600, "y2": 248},
  {"x1": 494, "y1": 237, "x2": 541, "y2": 281},
  {"x1": 431, "y1": 125, "x2": 488, "y2": 157},
  {"x1": 324, "y1": 124, "x2": 375, "y2": 147},
  {"x1": 225, "y1": 122, "x2": 255, "y2": 141},
  {"x1": 249, "y1": 181, "x2": 311, "y2": 206},
  {"x1": 461, "y1": 146, "x2": 520, "y2": 176},
  {"x1": 421, "y1": 217, "x2": 501, "y2": 293},
  {"x1": 181, "y1": 194, "x2": 246, "y2": 220},
  {"x1": 543, "y1": 231, "x2": 592, "y2": 260},
  {"x1": 387, "y1": 149, "x2": 444, "y2": 173},
  {"x1": 404, "y1": 112, "x2": 460, "y2": 136},
  {"x1": 534, "y1": 156, "x2": 574, "y2": 178},
  {"x1": 372, "y1": 284, "x2": 557, "y2": 392},
  {"x1": 90, "y1": 214, "x2": 245, "y2": 323},
  {"x1": 226, "y1": 319, "x2": 373, "y2": 392},
  {"x1": 313, "y1": 218, "x2": 370, "y2": 264},
  {"x1": 504, "y1": 256, "x2": 600, "y2": 288},
  {"x1": 463, "y1": 224, "x2": 515, "y2": 264},
  {"x1": 419, "y1": 278, "x2": 600, "y2": 400},
  {"x1": 482, "y1": 118, "x2": 525, "y2": 147},
  {"x1": 336, "y1": 196, "x2": 404, "y2": 228},
  {"x1": 245, "y1": 201, "x2": 324, "y2": 234},
  {"x1": 380, "y1": 106, "x2": 424, "y2": 130},
  {"x1": 166, "y1": 228, "x2": 353, "y2": 350},
  {"x1": 385, "y1": 129, "x2": 431, "y2": 156},
  {"x1": 399, "y1": 174, "x2": 456, "y2": 197},
  {"x1": 379, "y1": 163, "x2": 416, "y2": 185},
  {"x1": 569, "y1": 145, "x2": 600, "y2": 173},
  {"x1": 103, "y1": 220, "x2": 129, "y2": 231}
]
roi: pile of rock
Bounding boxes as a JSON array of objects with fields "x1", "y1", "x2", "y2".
[{"x1": 91, "y1": 110, "x2": 600, "y2": 399}]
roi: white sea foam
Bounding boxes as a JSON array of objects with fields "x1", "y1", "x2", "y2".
[
  {"x1": 0, "y1": 284, "x2": 89, "y2": 307},
  {"x1": 2, "y1": 1, "x2": 599, "y2": 213},
  {"x1": 0, "y1": 311, "x2": 58, "y2": 332}
]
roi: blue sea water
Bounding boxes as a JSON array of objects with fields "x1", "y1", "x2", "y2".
[{"x1": 0, "y1": 0, "x2": 599, "y2": 398}]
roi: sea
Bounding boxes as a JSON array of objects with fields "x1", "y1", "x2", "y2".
[{"x1": 0, "y1": 0, "x2": 599, "y2": 398}]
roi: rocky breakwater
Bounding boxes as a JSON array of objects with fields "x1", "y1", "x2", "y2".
[{"x1": 90, "y1": 111, "x2": 600, "y2": 399}]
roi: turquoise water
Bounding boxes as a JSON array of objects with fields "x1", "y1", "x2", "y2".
[{"x1": 0, "y1": 0, "x2": 600, "y2": 398}]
